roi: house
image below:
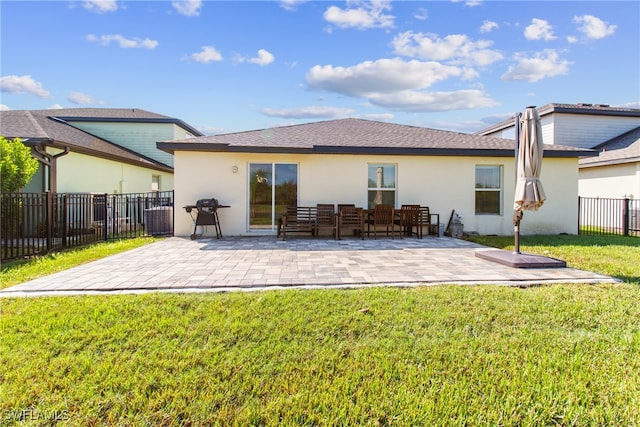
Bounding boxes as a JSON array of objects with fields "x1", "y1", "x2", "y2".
[
  {"x1": 477, "y1": 103, "x2": 640, "y2": 199},
  {"x1": 157, "y1": 118, "x2": 592, "y2": 237},
  {"x1": 0, "y1": 108, "x2": 202, "y2": 194},
  {"x1": 578, "y1": 127, "x2": 640, "y2": 199}
]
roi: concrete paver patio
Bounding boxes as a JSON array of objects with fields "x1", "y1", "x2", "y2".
[{"x1": 0, "y1": 236, "x2": 617, "y2": 297}]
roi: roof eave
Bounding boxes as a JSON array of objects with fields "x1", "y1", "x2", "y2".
[
  {"x1": 580, "y1": 156, "x2": 640, "y2": 168},
  {"x1": 157, "y1": 142, "x2": 593, "y2": 158},
  {"x1": 57, "y1": 116, "x2": 203, "y2": 136}
]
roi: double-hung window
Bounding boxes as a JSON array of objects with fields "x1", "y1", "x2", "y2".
[
  {"x1": 475, "y1": 165, "x2": 502, "y2": 214},
  {"x1": 367, "y1": 164, "x2": 396, "y2": 209}
]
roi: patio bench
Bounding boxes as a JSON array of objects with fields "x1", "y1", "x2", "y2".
[{"x1": 277, "y1": 205, "x2": 338, "y2": 241}]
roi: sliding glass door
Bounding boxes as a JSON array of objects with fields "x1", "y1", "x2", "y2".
[{"x1": 249, "y1": 163, "x2": 297, "y2": 230}]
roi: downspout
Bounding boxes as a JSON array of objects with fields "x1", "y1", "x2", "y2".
[{"x1": 32, "y1": 143, "x2": 70, "y2": 193}]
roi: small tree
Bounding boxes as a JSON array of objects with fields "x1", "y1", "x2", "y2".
[{"x1": 0, "y1": 136, "x2": 39, "y2": 193}]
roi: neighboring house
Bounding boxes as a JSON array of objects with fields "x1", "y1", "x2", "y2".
[
  {"x1": 477, "y1": 103, "x2": 640, "y2": 199},
  {"x1": 157, "y1": 118, "x2": 592, "y2": 237},
  {"x1": 0, "y1": 108, "x2": 202, "y2": 194},
  {"x1": 579, "y1": 127, "x2": 640, "y2": 199}
]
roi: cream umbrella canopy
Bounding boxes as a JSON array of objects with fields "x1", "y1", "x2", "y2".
[{"x1": 513, "y1": 106, "x2": 546, "y2": 253}]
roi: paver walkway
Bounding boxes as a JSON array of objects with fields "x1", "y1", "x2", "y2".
[{"x1": 0, "y1": 236, "x2": 617, "y2": 297}]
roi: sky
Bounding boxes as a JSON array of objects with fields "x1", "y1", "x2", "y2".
[{"x1": 1, "y1": 0, "x2": 639, "y2": 135}]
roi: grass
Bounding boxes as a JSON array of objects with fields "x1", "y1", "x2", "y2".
[
  {"x1": 0, "y1": 237, "x2": 162, "y2": 290},
  {"x1": 464, "y1": 234, "x2": 640, "y2": 284},
  {"x1": 1, "y1": 235, "x2": 639, "y2": 425}
]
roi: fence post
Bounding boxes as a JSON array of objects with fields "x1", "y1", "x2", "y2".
[
  {"x1": 101, "y1": 193, "x2": 108, "y2": 241},
  {"x1": 46, "y1": 192, "x2": 53, "y2": 252},
  {"x1": 623, "y1": 198, "x2": 630, "y2": 236},
  {"x1": 578, "y1": 196, "x2": 582, "y2": 235},
  {"x1": 62, "y1": 194, "x2": 68, "y2": 247}
]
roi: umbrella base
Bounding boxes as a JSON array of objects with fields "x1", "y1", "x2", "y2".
[{"x1": 475, "y1": 248, "x2": 566, "y2": 268}]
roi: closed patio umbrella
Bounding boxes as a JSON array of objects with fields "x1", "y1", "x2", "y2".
[{"x1": 513, "y1": 106, "x2": 546, "y2": 253}]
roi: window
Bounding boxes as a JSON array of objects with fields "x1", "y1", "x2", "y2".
[
  {"x1": 151, "y1": 175, "x2": 160, "y2": 192},
  {"x1": 367, "y1": 164, "x2": 396, "y2": 209},
  {"x1": 475, "y1": 165, "x2": 502, "y2": 214}
]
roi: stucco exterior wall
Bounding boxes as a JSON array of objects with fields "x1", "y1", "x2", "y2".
[
  {"x1": 580, "y1": 162, "x2": 640, "y2": 199},
  {"x1": 67, "y1": 121, "x2": 187, "y2": 167},
  {"x1": 173, "y1": 151, "x2": 579, "y2": 237},
  {"x1": 54, "y1": 150, "x2": 174, "y2": 194}
]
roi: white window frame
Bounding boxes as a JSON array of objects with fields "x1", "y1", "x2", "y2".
[{"x1": 475, "y1": 165, "x2": 503, "y2": 215}]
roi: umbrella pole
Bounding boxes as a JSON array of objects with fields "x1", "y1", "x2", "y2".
[
  {"x1": 513, "y1": 112, "x2": 522, "y2": 255},
  {"x1": 513, "y1": 210, "x2": 523, "y2": 254}
]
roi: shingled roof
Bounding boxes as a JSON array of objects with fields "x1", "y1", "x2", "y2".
[
  {"x1": 157, "y1": 118, "x2": 592, "y2": 158},
  {"x1": 0, "y1": 110, "x2": 173, "y2": 172},
  {"x1": 580, "y1": 126, "x2": 640, "y2": 167},
  {"x1": 35, "y1": 107, "x2": 202, "y2": 136}
]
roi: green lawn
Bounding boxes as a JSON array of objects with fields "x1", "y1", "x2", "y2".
[{"x1": 1, "y1": 235, "x2": 639, "y2": 426}]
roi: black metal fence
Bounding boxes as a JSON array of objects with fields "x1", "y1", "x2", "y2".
[
  {"x1": 579, "y1": 197, "x2": 640, "y2": 237},
  {"x1": 1, "y1": 191, "x2": 174, "y2": 262}
]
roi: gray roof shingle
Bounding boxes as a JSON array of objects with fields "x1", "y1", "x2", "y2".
[
  {"x1": 158, "y1": 118, "x2": 592, "y2": 158},
  {"x1": 0, "y1": 110, "x2": 172, "y2": 172},
  {"x1": 580, "y1": 126, "x2": 640, "y2": 167}
]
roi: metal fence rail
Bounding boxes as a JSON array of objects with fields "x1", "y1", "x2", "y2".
[
  {"x1": 579, "y1": 196, "x2": 639, "y2": 237},
  {"x1": 1, "y1": 191, "x2": 174, "y2": 262}
]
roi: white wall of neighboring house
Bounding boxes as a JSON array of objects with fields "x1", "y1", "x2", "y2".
[
  {"x1": 482, "y1": 114, "x2": 639, "y2": 149},
  {"x1": 549, "y1": 114, "x2": 639, "y2": 149},
  {"x1": 172, "y1": 151, "x2": 579, "y2": 237},
  {"x1": 66, "y1": 121, "x2": 192, "y2": 167},
  {"x1": 579, "y1": 163, "x2": 640, "y2": 199},
  {"x1": 52, "y1": 148, "x2": 173, "y2": 194}
]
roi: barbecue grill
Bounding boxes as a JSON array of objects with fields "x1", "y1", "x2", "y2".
[{"x1": 183, "y1": 198, "x2": 227, "y2": 239}]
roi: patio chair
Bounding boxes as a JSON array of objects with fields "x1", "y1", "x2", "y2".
[
  {"x1": 395, "y1": 204, "x2": 421, "y2": 238},
  {"x1": 418, "y1": 206, "x2": 440, "y2": 238},
  {"x1": 316, "y1": 203, "x2": 338, "y2": 238},
  {"x1": 366, "y1": 204, "x2": 400, "y2": 239},
  {"x1": 338, "y1": 205, "x2": 364, "y2": 239}
]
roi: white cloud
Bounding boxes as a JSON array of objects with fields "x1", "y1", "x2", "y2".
[
  {"x1": 616, "y1": 101, "x2": 640, "y2": 109},
  {"x1": 323, "y1": 1, "x2": 394, "y2": 30},
  {"x1": 573, "y1": 15, "x2": 616, "y2": 40},
  {"x1": 68, "y1": 92, "x2": 98, "y2": 105},
  {"x1": 279, "y1": 0, "x2": 308, "y2": 11},
  {"x1": 367, "y1": 89, "x2": 497, "y2": 112},
  {"x1": 306, "y1": 58, "x2": 464, "y2": 97},
  {"x1": 190, "y1": 46, "x2": 223, "y2": 63},
  {"x1": 524, "y1": 18, "x2": 556, "y2": 41},
  {"x1": 83, "y1": 0, "x2": 118, "y2": 13},
  {"x1": 501, "y1": 49, "x2": 570, "y2": 82},
  {"x1": 413, "y1": 8, "x2": 428, "y2": 21},
  {"x1": 392, "y1": 31, "x2": 503, "y2": 66},
  {"x1": 196, "y1": 125, "x2": 227, "y2": 136},
  {"x1": 480, "y1": 20, "x2": 498, "y2": 34},
  {"x1": 172, "y1": 0, "x2": 202, "y2": 17},
  {"x1": 0, "y1": 75, "x2": 50, "y2": 98},
  {"x1": 49, "y1": 104, "x2": 64, "y2": 110},
  {"x1": 0, "y1": 104, "x2": 10, "y2": 111},
  {"x1": 87, "y1": 34, "x2": 158, "y2": 49},
  {"x1": 304, "y1": 58, "x2": 496, "y2": 113},
  {"x1": 248, "y1": 49, "x2": 275, "y2": 66},
  {"x1": 260, "y1": 106, "x2": 355, "y2": 119},
  {"x1": 362, "y1": 113, "x2": 395, "y2": 121}
]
